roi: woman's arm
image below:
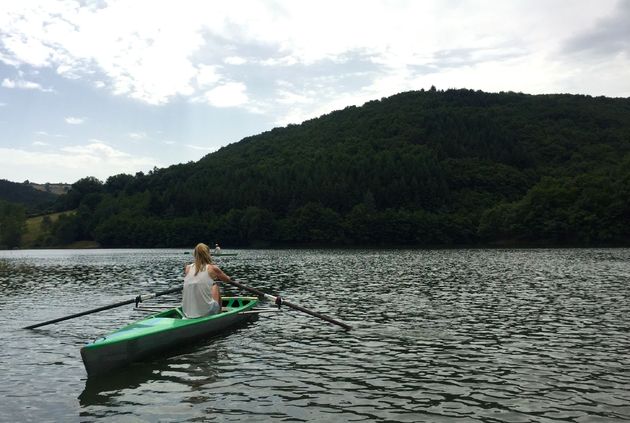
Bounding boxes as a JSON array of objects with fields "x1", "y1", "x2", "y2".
[
  {"x1": 208, "y1": 264, "x2": 231, "y2": 282},
  {"x1": 208, "y1": 265, "x2": 223, "y2": 306}
]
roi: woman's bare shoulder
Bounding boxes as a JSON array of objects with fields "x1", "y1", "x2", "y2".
[{"x1": 207, "y1": 264, "x2": 220, "y2": 272}]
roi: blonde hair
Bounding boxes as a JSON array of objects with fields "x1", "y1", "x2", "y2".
[{"x1": 192, "y1": 243, "x2": 213, "y2": 275}]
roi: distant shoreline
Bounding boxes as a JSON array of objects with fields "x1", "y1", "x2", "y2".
[{"x1": 4, "y1": 242, "x2": 628, "y2": 251}]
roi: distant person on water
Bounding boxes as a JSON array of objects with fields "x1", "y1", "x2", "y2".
[
  {"x1": 214, "y1": 243, "x2": 221, "y2": 254},
  {"x1": 182, "y1": 243, "x2": 231, "y2": 318}
]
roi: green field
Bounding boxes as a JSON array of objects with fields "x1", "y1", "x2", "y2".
[
  {"x1": 22, "y1": 211, "x2": 69, "y2": 248},
  {"x1": 21, "y1": 211, "x2": 69, "y2": 247},
  {"x1": 18, "y1": 211, "x2": 99, "y2": 249}
]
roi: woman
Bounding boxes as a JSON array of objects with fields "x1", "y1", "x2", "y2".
[{"x1": 182, "y1": 243, "x2": 232, "y2": 318}]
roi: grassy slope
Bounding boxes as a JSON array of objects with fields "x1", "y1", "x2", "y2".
[
  {"x1": 22, "y1": 211, "x2": 100, "y2": 249},
  {"x1": 21, "y1": 211, "x2": 68, "y2": 247},
  {"x1": 29, "y1": 182, "x2": 70, "y2": 196}
]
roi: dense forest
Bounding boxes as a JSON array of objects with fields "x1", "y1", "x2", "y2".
[
  {"x1": 0, "y1": 181, "x2": 60, "y2": 248},
  {"x1": 0, "y1": 179, "x2": 58, "y2": 213},
  {"x1": 3, "y1": 88, "x2": 630, "y2": 248}
]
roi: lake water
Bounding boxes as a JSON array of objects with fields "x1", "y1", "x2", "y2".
[{"x1": 1, "y1": 248, "x2": 629, "y2": 422}]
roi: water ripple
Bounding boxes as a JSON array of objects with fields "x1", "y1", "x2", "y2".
[{"x1": 1, "y1": 248, "x2": 629, "y2": 422}]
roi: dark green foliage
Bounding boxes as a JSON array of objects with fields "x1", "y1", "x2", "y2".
[
  {"x1": 278, "y1": 203, "x2": 342, "y2": 243},
  {"x1": 0, "y1": 200, "x2": 27, "y2": 248},
  {"x1": 44, "y1": 89, "x2": 630, "y2": 247},
  {"x1": 51, "y1": 213, "x2": 83, "y2": 244},
  {"x1": 61, "y1": 176, "x2": 103, "y2": 210},
  {"x1": 479, "y1": 160, "x2": 630, "y2": 245},
  {"x1": 0, "y1": 179, "x2": 58, "y2": 213}
]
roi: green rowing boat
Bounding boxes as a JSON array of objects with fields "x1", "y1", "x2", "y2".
[{"x1": 81, "y1": 296, "x2": 258, "y2": 376}]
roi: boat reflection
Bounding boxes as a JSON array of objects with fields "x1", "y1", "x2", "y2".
[
  {"x1": 79, "y1": 319, "x2": 257, "y2": 406},
  {"x1": 79, "y1": 348, "x2": 225, "y2": 405}
]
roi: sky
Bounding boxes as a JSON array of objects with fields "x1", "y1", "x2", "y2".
[{"x1": 1, "y1": 0, "x2": 629, "y2": 184}]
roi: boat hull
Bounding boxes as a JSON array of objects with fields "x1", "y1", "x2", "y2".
[{"x1": 81, "y1": 297, "x2": 258, "y2": 376}]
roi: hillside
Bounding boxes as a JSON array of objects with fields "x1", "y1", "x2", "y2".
[
  {"x1": 0, "y1": 179, "x2": 59, "y2": 212},
  {"x1": 43, "y1": 88, "x2": 630, "y2": 248},
  {"x1": 29, "y1": 182, "x2": 70, "y2": 196}
]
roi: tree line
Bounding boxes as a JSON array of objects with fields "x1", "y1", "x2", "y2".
[
  {"x1": 0, "y1": 200, "x2": 26, "y2": 249},
  {"x1": 6, "y1": 88, "x2": 630, "y2": 248}
]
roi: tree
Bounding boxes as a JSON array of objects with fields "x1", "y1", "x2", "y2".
[
  {"x1": 46, "y1": 89, "x2": 630, "y2": 247},
  {"x1": 0, "y1": 200, "x2": 26, "y2": 249},
  {"x1": 52, "y1": 214, "x2": 82, "y2": 244},
  {"x1": 64, "y1": 176, "x2": 103, "y2": 209}
]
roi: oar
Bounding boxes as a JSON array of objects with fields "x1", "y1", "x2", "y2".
[
  {"x1": 23, "y1": 286, "x2": 183, "y2": 330},
  {"x1": 223, "y1": 279, "x2": 352, "y2": 330}
]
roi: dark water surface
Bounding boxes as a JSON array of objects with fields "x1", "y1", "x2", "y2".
[{"x1": 1, "y1": 248, "x2": 629, "y2": 422}]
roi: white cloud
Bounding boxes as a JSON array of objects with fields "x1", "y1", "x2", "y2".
[
  {"x1": 196, "y1": 65, "x2": 222, "y2": 88},
  {"x1": 128, "y1": 132, "x2": 148, "y2": 140},
  {"x1": 0, "y1": 143, "x2": 159, "y2": 183},
  {"x1": 201, "y1": 82, "x2": 248, "y2": 107},
  {"x1": 276, "y1": 86, "x2": 314, "y2": 105},
  {"x1": 224, "y1": 56, "x2": 247, "y2": 65},
  {"x1": 1, "y1": 1, "x2": 206, "y2": 105},
  {"x1": 260, "y1": 56, "x2": 299, "y2": 67},
  {"x1": 65, "y1": 116, "x2": 84, "y2": 124},
  {"x1": 35, "y1": 130, "x2": 66, "y2": 138},
  {"x1": 2, "y1": 77, "x2": 54, "y2": 92},
  {"x1": 186, "y1": 144, "x2": 215, "y2": 151},
  {"x1": 0, "y1": 0, "x2": 627, "y2": 121},
  {"x1": 62, "y1": 141, "x2": 128, "y2": 158},
  {"x1": 32, "y1": 141, "x2": 49, "y2": 146}
]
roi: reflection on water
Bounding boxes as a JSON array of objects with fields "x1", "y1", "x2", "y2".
[{"x1": 1, "y1": 248, "x2": 630, "y2": 422}]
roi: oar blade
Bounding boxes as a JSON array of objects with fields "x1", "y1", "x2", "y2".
[{"x1": 23, "y1": 286, "x2": 183, "y2": 330}]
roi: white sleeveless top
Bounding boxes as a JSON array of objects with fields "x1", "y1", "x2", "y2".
[{"x1": 182, "y1": 264, "x2": 219, "y2": 318}]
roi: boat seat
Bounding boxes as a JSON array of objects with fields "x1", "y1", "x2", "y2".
[{"x1": 158, "y1": 308, "x2": 185, "y2": 319}]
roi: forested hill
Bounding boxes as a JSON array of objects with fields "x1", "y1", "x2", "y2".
[
  {"x1": 46, "y1": 88, "x2": 630, "y2": 247},
  {"x1": 0, "y1": 179, "x2": 58, "y2": 212}
]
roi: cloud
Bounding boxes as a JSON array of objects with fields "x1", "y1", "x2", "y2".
[
  {"x1": 276, "y1": 88, "x2": 313, "y2": 105},
  {"x1": 563, "y1": 1, "x2": 630, "y2": 57},
  {"x1": 128, "y1": 132, "x2": 148, "y2": 140},
  {"x1": 261, "y1": 56, "x2": 299, "y2": 67},
  {"x1": 224, "y1": 56, "x2": 247, "y2": 65},
  {"x1": 428, "y1": 46, "x2": 526, "y2": 70},
  {"x1": 65, "y1": 116, "x2": 84, "y2": 124},
  {"x1": 35, "y1": 130, "x2": 66, "y2": 137},
  {"x1": 62, "y1": 141, "x2": 129, "y2": 158},
  {"x1": 186, "y1": 144, "x2": 215, "y2": 151},
  {"x1": 0, "y1": 0, "x2": 627, "y2": 120},
  {"x1": 2, "y1": 77, "x2": 54, "y2": 92},
  {"x1": 0, "y1": 142, "x2": 159, "y2": 183},
  {"x1": 1, "y1": 1, "x2": 205, "y2": 105},
  {"x1": 201, "y1": 82, "x2": 248, "y2": 107},
  {"x1": 196, "y1": 65, "x2": 222, "y2": 87},
  {"x1": 32, "y1": 141, "x2": 49, "y2": 146}
]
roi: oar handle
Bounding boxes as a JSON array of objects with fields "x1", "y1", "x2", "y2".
[
  {"x1": 222, "y1": 279, "x2": 352, "y2": 331},
  {"x1": 23, "y1": 286, "x2": 183, "y2": 330},
  {"x1": 135, "y1": 286, "x2": 183, "y2": 305}
]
